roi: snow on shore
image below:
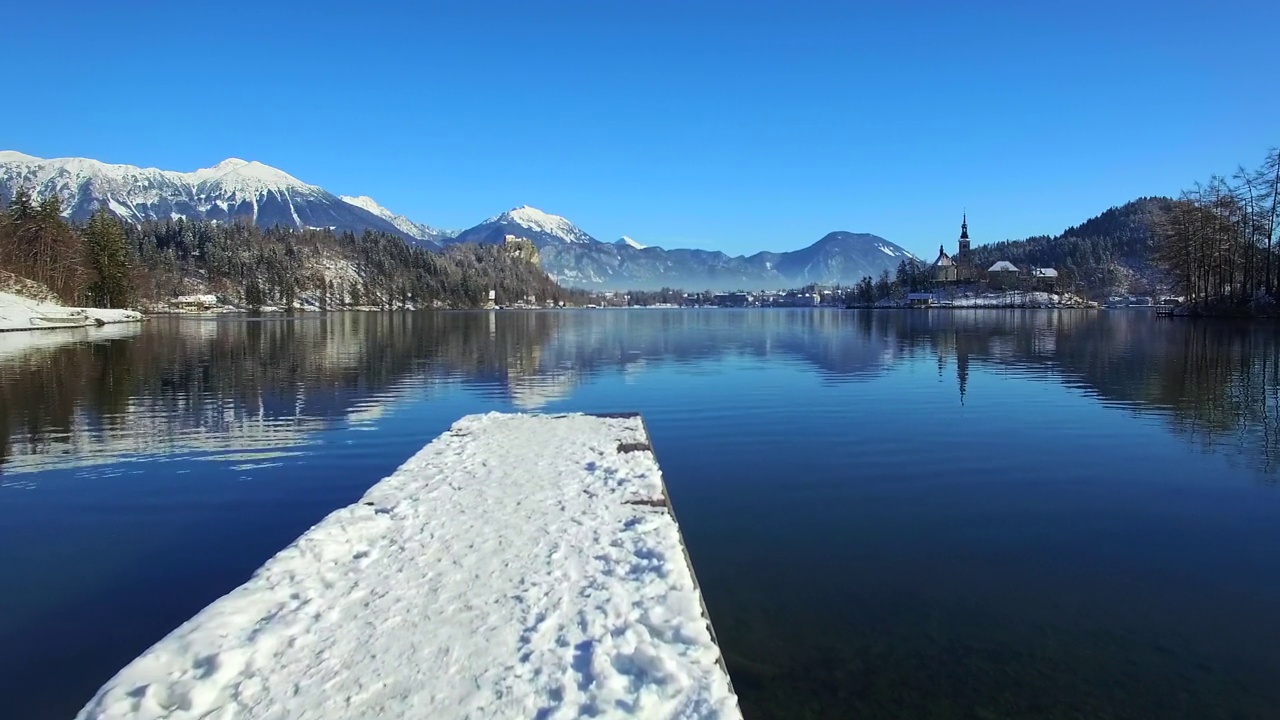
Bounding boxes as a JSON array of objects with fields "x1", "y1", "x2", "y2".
[
  {"x1": 947, "y1": 291, "x2": 1092, "y2": 308},
  {"x1": 77, "y1": 413, "x2": 741, "y2": 720},
  {"x1": 0, "y1": 291, "x2": 143, "y2": 331}
]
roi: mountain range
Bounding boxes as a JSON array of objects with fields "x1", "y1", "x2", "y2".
[{"x1": 0, "y1": 150, "x2": 917, "y2": 291}]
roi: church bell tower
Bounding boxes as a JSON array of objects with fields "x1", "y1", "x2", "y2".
[{"x1": 958, "y1": 213, "x2": 971, "y2": 263}]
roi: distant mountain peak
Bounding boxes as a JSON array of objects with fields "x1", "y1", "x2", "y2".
[
  {"x1": 480, "y1": 205, "x2": 594, "y2": 244},
  {"x1": 616, "y1": 236, "x2": 647, "y2": 250},
  {"x1": 341, "y1": 194, "x2": 379, "y2": 208},
  {"x1": 189, "y1": 158, "x2": 314, "y2": 192},
  {"x1": 211, "y1": 158, "x2": 248, "y2": 170},
  {"x1": 495, "y1": 204, "x2": 560, "y2": 224},
  {"x1": 338, "y1": 194, "x2": 445, "y2": 242},
  {"x1": 810, "y1": 231, "x2": 918, "y2": 261}
]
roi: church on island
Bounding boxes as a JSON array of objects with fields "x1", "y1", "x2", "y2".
[
  {"x1": 926, "y1": 214, "x2": 1060, "y2": 291},
  {"x1": 931, "y1": 214, "x2": 974, "y2": 283}
]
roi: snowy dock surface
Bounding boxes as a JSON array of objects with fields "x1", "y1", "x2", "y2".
[{"x1": 78, "y1": 412, "x2": 741, "y2": 720}]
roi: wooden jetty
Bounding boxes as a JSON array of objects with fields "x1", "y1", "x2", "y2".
[{"x1": 77, "y1": 413, "x2": 741, "y2": 720}]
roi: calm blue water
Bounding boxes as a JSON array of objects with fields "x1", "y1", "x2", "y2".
[{"x1": 2, "y1": 310, "x2": 1279, "y2": 719}]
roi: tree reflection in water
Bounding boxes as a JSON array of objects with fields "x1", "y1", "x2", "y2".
[{"x1": 3, "y1": 310, "x2": 1278, "y2": 479}]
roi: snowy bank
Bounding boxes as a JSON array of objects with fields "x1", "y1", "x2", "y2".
[
  {"x1": 78, "y1": 412, "x2": 741, "y2": 720},
  {"x1": 947, "y1": 291, "x2": 1095, "y2": 308},
  {"x1": 0, "y1": 291, "x2": 144, "y2": 332}
]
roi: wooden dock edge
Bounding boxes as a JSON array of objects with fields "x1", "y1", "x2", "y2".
[{"x1": 586, "y1": 411, "x2": 738, "y2": 700}]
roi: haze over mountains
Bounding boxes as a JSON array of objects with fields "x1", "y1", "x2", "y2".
[{"x1": 0, "y1": 151, "x2": 920, "y2": 291}]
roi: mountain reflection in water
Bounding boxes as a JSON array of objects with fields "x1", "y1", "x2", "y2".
[
  {"x1": 2, "y1": 309, "x2": 1279, "y2": 720},
  {"x1": 2, "y1": 310, "x2": 1277, "y2": 479}
]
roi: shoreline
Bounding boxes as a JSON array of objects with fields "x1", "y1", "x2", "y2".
[
  {"x1": 844, "y1": 304, "x2": 1100, "y2": 310},
  {"x1": 0, "y1": 291, "x2": 146, "y2": 333}
]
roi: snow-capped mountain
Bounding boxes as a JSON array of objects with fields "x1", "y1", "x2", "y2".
[
  {"x1": 452, "y1": 205, "x2": 917, "y2": 290},
  {"x1": 338, "y1": 195, "x2": 451, "y2": 242},
  {"x1": 0, "y1": 151, "x2": 441, "y2": 247},
  {"x1": 452, "y1": 206, "x2": 596, "y2": 247},
  {"x1": 1, "y1": 150, "x2": 919, "y2": 291}
]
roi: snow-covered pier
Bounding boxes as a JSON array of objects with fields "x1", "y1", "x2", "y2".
[{"x1": 78, "y1": 412, "x2": 741, "y2": 720}]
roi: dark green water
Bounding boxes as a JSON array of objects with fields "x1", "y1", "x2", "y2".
[{"x1": 2, "y1": 309, "x2": 1279, "y2": 719}]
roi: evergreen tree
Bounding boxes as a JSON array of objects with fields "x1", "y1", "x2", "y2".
[
  {"x1": 83, "y1": 209, "x2": 135, "y2": 307},
  {"x1": 6, "y1": 187, "x2": 34, "y2": 224},
  {"x1": 874, "y1": 269, "x2": 893, "y2": 300}
]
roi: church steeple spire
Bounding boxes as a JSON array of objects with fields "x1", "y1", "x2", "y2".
[{"x1": 957, "y1": 212, "x2": 971, "y2": 262}]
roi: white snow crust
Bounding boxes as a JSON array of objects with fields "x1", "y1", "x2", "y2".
[
  {"x1": 0, "y1": 291, "x2": 143, "y2": 332},
  {"x1": 873, "y1": 242, "x2": 917, "y2": 260},
  {"x1": 0, "y1": 150, "x2": 40, "y2": 162},
  {"x1": 947, "y1": 291, "x2": 1090, "y2": 307},
  {"x1": 617, "y1": 236, "x2": 648, "y2": 250},
  {"x1": 77, "y1": 412, "x2": 741, "y2": 720}
]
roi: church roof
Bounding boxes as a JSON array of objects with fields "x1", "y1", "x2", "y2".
[
  {"x1": 932, "y1": 245, "x2": 954, "y2": 266},
  {"x1": 988, "y1": 261, "x2": 1020, "y2": 273}
]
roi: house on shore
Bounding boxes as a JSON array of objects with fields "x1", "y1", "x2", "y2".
[
  {"x1": 169, "y1": 294, "x2": 219, "y2": 312},
  {"x1": 1031, "y1": 267, "x2": 1059, "y2": 291}
]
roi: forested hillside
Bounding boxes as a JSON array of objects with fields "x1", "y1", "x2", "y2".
[
  {"x1": 968, "y1": 198, "x2": 1174, "y2": 295},
  {"x1": 0, "y1": 189, "x2": 583, "y2": 310}
]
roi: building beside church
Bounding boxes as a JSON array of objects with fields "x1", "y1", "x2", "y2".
[
  {"x1": 931, "y1": 247, "x2": 958, "y2": 282},
  {"x1": 987, "y1": 260, "x2": 1022, "y2": 289},
  {"x1": 1031, "y1": 267, "x2": 1059, "y2": 291},
  {"x1": 931, "y1": 214, "x2": 973, "y2": 283}
]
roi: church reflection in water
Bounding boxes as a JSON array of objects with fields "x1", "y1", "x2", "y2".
[{"x1": 2, "y1": 309, "x2": 1279, "y2": 478}]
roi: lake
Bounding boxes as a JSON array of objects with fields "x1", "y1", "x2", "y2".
[{"x1": 3, "y1": 309, "x2": 1279, "y2": 719}]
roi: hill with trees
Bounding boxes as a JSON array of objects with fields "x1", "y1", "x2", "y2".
[
  {"x1": 967, "y1": 197, "x2": 1174, "y2": 296},
  {"x1": 0, "y1": 189, "x2": 582, "y2": 310}
]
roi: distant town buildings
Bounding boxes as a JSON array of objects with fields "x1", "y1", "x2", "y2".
[{"x1": 701, "y1": 285, "x2": 842, "y2": 308}]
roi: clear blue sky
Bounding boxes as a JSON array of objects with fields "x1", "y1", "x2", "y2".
[{"x1": 2, "y1": 1, "x2": 1276, "y2": 258}]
